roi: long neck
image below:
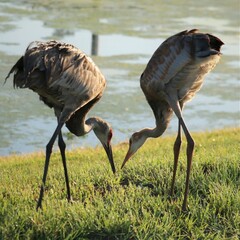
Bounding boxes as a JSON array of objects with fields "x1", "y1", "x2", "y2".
[
  {"x1": 141, "y1": 123, "x2": 167, "y2": 140},
  {"x1": 65, "y1": 115, "x2": 101, "y2": 137},
  {"x1": 65, "y1": 113, "x2": 93, "y2": 136},
  {"x1": 141, "y1": 98, "x2": 173, "y2": 140}
]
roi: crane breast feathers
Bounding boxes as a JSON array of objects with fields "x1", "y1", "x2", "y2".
[{"x1": 144, "y1": 34, "x2": 193, "y2": 85}]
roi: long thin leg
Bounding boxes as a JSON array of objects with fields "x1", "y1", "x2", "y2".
[
  {"x1": 170, "y1": 121, "x2": 182, "y2": 196},
  {"x1": 167, "y1": 96, "x2": 194, "y2": 211},
  {"x1": 36, "y1": 121, "x2": 65, "y2": 210},
  {"x1": 58, "y1": 129, "x2": 71, "y2": 202},
  {"x1": 170, "y1": 102, "x2": 183, "y2": 196},
  {"x1": 179, "y1": 117, "x2": 194, "y2": 211}
]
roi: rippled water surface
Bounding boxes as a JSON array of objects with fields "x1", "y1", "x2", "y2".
[{"x1": 0, "y1": 0, "x2": 239, "y2": 155}]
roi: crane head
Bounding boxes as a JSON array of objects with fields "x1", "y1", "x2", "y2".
[
  {"x1": 121, "y1": 131, "x2": 147, "y2": 169},
  {"x1": 92, "y1": 118, "x2": 116, "y2": 174}
]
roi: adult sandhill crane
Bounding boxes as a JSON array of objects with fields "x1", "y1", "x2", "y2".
[
  {"x1": 121, "y1": 29, "x2": 223, "y2": 211},
  {"x1": 5, "y1": 40, "x2": 116, "y2": 210}
]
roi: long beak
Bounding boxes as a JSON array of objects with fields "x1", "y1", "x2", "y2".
[
  {"x1": 103, "y1": 144, "x2": 116, "y2": 174},
  {"x1": 121, "y1": 147, "x2": 133, "y2": 169}
]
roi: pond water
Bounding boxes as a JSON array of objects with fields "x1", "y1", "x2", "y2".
[{"x1": 0, "y1": 0, "x2": 239, "y2": 155}]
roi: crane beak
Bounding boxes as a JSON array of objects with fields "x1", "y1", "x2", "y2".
[
  {"x1": 103, "y1": 143, "x2": 116, "y2": 174},
  {"x1": 121, "y1": 147, "x2": 133, "y2": 169}
]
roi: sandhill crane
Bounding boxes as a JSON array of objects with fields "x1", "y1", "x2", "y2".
[
  {"x1": 121, "y1": 29, "x2": 223, "y2": 211},
  {"x1": 5, "y1": 40, "x2": 116, "y2": 210}
]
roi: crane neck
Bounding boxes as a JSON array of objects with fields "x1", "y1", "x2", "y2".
[
  {"x1": 141, "y1": 124, "x2": 167, "y2": 140},
  {"x1": 66, "y1": 115, "x2": 108, "y2": 137}
]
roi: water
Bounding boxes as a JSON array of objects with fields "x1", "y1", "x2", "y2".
[{"x1": 0, "y1": 0, "x2": 239, "y2": 155}]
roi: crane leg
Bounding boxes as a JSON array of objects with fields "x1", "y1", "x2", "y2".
[
  {"x1": 36, "y1": 108, "x2": 74, "y2": 210},
  {"x1": 179, "y1": 117, "x2": 194, "y2": 211},
  {"x1": 170, "y1": 102, "x2": 183, "y2": 197},
  {"x1": 167, "y1": 97, "x2": 194, "y2": 211},
  {"x1": 58, "y1": 130, "x2": 71, "y2": 202},
  {"x1": 36, "y1": 121, "x2": 65, "y2": 211},
  {"x1": 170, "y1": 121, "x2": 182, "y2": 196}
]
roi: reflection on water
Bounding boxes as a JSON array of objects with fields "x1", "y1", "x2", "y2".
[
  {"x1": 0, "y1": 0, "x2": 239, "y2": 155},
  {"x1": 91, "y1": 33, "x2": 98, "y2": 55}
]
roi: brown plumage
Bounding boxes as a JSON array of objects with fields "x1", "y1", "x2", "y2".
[
  {"x1": 121, "y1": 29, "x2": 224, "y2": 211},
  {"x1": 5, "y1": 40, "x2": 116, "y2": 210}
]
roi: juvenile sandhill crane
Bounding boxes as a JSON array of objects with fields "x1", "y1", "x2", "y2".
[
  {"x1": 5, "y1": 40, "x2": 116, "y2": 210},
  {"x1": 121, "y1": 29, "x2": 223, "y2": 211}
]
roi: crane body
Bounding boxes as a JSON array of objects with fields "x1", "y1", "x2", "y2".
[
  {"x1": 121, "y1": 29, "x2": 223, "y2": 211},
  {"x1": 6, "y1": 40, "x2": 116, "y2": 210}
]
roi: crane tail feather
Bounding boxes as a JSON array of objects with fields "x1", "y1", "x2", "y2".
[{"x1": 5, "y1": 56, "x2": 24, "y2": 88}]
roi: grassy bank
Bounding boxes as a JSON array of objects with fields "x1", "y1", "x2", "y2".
[{"x1": 0, "y1": 128, "x2": 239, "y2": 239}]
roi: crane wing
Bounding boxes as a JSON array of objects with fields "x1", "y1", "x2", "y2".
[
  {"x1": 24, "y1": 41, "x2": 106, "y2": 105},
  {"x1": 47, "y1": 48, "x2": 106, "y2": 101},
  {"x1": 140, "y1": 29, "x2": 222, "y2": 100},
  {"x1": 141, "y1": 30, "x2": 195, "y2": 86},
  {"x1": 5, "y1": 41, "x2": 106, "y2": 110}
]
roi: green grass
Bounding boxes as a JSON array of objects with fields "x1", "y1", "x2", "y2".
[{"x1": 0, "y1": 128, "x2": 239, "y2": 239}]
